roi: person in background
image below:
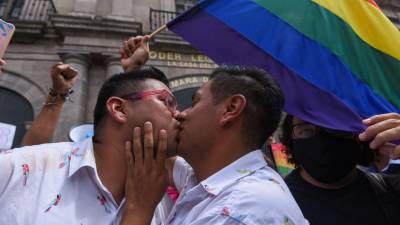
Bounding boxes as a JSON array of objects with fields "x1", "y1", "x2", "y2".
[
  {"x1": 282, "y1": 114, "x2": 400, "y2": 225},
  {"x1": 20, "y1": 62, "x2": 77, "y2": 146}
]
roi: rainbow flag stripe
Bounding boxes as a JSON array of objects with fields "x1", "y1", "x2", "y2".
[
  {"x1": 168, "y1": 0, "x2": 400, "y2": 132},
  {"x1": 271, "y1": 144, "x2": 295, "y2": 176}
]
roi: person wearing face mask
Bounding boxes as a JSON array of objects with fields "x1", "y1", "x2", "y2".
[{"x1": 282, "y1": 115, "x2": 400, "y2": 225}]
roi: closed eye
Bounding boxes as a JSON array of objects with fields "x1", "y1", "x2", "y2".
[{"x1": 191, "y1": 91, "x2": 200, "y2": 106}]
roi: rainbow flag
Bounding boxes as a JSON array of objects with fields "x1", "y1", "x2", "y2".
[
  {"x1": 168, "y1": 0, "x2": 400, "y2": 132},
  {"x1": 271, "y1": 143, "x2": 295, "y2": 176}
]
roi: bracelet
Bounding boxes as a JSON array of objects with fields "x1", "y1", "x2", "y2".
[
  {"x1": 44, "y1": 88, "x2": 74, "y2": 106},
  {"x1": 49, "y1": 88, "x2": 74, "y2": 99}
]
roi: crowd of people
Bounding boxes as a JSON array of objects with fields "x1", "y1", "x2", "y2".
[{"x1": 0, "y1": 35, "x2": 399, "y2": 225}]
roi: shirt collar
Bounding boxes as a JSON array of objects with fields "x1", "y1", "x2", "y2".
[
  {"x1": 200, "y1": 150, "x2": 267, "y2": 196},
  {"x1": 68, "y1": 137, "x2": 97, "y2": 178}
]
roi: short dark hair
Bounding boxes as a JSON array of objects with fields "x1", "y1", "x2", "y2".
[
  {"x1": 93, "y1": 67, "x2": 169, "y2": 132},
  {"x1": 281, "y1": 115, "x2": 375, "y2": 167},
  {"x1": 209, "y1": 65, "x2": 284, "y2": 149}
]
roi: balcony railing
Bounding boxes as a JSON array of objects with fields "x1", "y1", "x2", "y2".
[
  {"x1": 0, "y1": 0, "x2": 56, "y2": 22},
  {"x1": 150, "y1": 8, "x2": 178, "y2": 32}
]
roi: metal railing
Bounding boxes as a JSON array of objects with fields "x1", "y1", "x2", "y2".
[
  {"x1": 150, "y1": 8, "x2": 178, "y2": 31},
  {"x1": 0, "y1": 0, "x2": 56, "y2": 22}
]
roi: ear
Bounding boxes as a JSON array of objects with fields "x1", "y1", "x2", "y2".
[
  {"x1": 219, "y1": 94, "x2": 246, "y2": 126},
  {"x1": 106, "y1": 97, "x2": 128, "y2": 124}
]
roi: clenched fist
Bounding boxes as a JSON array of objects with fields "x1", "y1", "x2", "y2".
[
  {"x1": 120, "y1": 35, "x2": 150, "y2": 72},
  {"x1": 50, "y1": 62, "x2": 78, "y2": 94}
]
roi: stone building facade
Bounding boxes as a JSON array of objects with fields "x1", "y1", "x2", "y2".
[
  {"x1": 0, "y1": 0, "x2": 211, "y2": 145},
  {"x1": 0, "y1": 0, "x2": 399, "y2": 146}
]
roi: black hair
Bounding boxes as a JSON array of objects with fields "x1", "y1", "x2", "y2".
[
  {"x1": 93, "y1": 67, "x2": 169, "y2": 133},
  {"x1": 281, "y1": 115, "x2": 375, "y2": 167},
  {"x1": 209, "y1": 65, "x2": 284, "y2": 149},
  {"x1": 281, "y1": 114, "x2": 298, "y2": 166}
]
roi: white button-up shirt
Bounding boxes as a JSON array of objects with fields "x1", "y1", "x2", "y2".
[
  {"x1": 169, "y1": 150, "x2": 309, "y2": 225},
  {"x1": 0, "y1": 138, "x2": 172, "y2": 225}
]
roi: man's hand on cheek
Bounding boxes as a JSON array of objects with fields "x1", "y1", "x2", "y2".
[{"x1": 121, "y1": 122, "x2": 168, "y2": 225}]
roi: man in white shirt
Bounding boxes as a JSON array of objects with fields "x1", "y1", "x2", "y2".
[
  {"x1": 0, "y1": 40, "x2": 180, "y2": 224},
  {"x1": 120, "y1": 37, "x2": 309, "y2": 225}
]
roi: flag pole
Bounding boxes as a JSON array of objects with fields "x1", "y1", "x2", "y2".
[{"x1": 149, "y1": 24, "x2": 167, "y2": 39}]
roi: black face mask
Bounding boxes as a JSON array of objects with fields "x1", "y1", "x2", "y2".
[{"x1": 292, "y1": 131, "x2": 361, "y2": 184}]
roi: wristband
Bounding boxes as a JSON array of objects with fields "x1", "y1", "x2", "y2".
[{"x1": 44, "y1": 88, "x2": 74, "y2": 106}]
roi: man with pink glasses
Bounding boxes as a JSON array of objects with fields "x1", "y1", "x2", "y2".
[{"x1": 0, "y1": 38, "x2": 180, "y2": 224}]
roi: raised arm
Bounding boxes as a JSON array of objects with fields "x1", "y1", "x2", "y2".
[
  {"x1": 20, "y1": 62, "x2": 78, "y2": 146},
  {"x1": 120, "y1": 35, "x2": 151, "y2": 72}
]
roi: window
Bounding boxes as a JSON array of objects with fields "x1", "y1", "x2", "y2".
[
  {"x1": 0, "y1": 0, "x2": 7, "y2": 17},
  {"x1": 0, "y1": 0, "x2": 25, "y2": 19},
  {"x1": 11, "y1": 0, "x2": 25, "y2": 19},
  {"x1": 175, "y1": 0, "x2": 196, "y2": 14}
]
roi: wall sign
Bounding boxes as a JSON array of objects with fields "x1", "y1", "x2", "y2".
[
  {"x1": 149, "y1": 51, "x2": 217, "y2": 69},
  {"x1": 169, "y1": 75, "x2": 210, "y2": 92}
]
